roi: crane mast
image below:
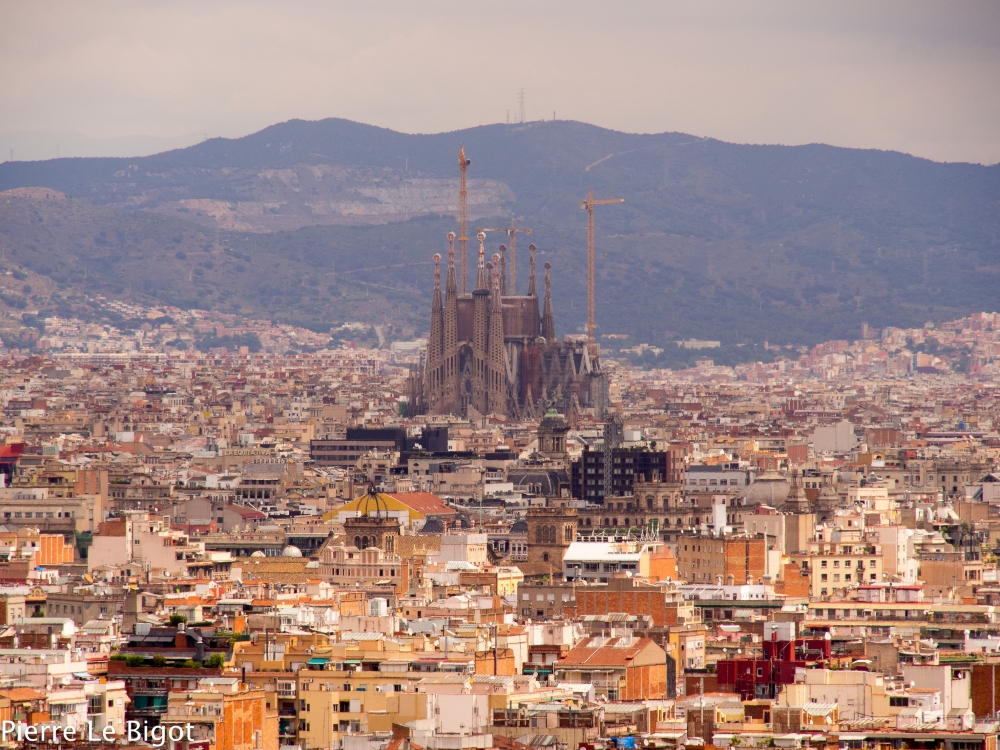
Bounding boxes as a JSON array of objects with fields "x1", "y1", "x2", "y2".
[
  {"x1": 507, "y1": 218, "x2": 531, "y2": 293},
  {"x1": 580, "y1": 190, "x2": 624, "y2": 349}
]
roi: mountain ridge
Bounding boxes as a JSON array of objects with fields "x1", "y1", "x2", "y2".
[{"x1": 0, "y1": 117, "x2": 998, "y2": 363}]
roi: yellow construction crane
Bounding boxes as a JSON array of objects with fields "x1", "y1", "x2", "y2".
[
  {"x1": 580, "y1": 190, "x2": 624, "y2": 348},
  {"x1": 476, "y1": 219, "x2": 532, "y2": 294},
  {"x1": 458, "y1": 146, "x2": 471, "y2": 294}
]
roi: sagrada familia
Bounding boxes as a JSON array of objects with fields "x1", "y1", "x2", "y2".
[{"x1": 407, "y1": 230, "x2": 606, "y2": 421}]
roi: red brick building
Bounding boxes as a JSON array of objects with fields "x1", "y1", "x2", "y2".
[
  {"x1": 675, "y1": 533, "x2": 767, "y2": 585},
  {"x1": 575, "y1": 575, "x2": 695, "y2": 627},
  {"x1": 552, "y1": 635, "x2": 667, "y2": 700}
]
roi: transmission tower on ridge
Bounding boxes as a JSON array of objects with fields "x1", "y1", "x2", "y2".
[{"x1": 518, "y1": 89, "x2": 526, "y2": 123}]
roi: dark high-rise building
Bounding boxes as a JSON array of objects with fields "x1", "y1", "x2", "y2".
[
  {"x1": 408, "y1": 232, "x2": 605, "y2": 420},
  {"x1": 571, "y1": 447, "x2": 671, "y2": 503}
]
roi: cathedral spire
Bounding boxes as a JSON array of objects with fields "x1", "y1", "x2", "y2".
[
  {"x1": 475, "y1": 232, "x2": 488, "y2": 291},
  {"x1": 491, "y1": 254, "x2": 502, "y2": 297},
  {"x1": 487, "y1": 253, "x2": 507, "y2": 415},
  {"x1": 499, "y1": 244, "x2": 508, "y2": 296},
  {"x1": 472, "y1": 233, "x2": 490, "y2": 410},
  {"x1": 440, "y1": 232, "x2": 459, "y2": 415},
  {"x1": 432, "y1": 253, "x2": 442, "y2": 303},
  {"x1": 430, "y1": 251, "x2": 443, "y2": 341},
  {"x1": 426, "y1": 252, "x2": 444, "y2": 411},
  {"x1": 527, "y1": 243, "x2": 538, "y2": 296},
  {"x1": 445, "y1": 232, "x2": 457, "y2": 297},
  {"x1": 541, "y1": 261, "x2": 555, "y2": 341}
]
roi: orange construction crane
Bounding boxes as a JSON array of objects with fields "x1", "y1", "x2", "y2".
[
  {"x1": 476, "y1": 219, "x2": 532, "y2": 294},
  {"x1": 580, "y1": 190, "x2": 624, "y2": 347},
  {"x1": 458, "y1": 146, "x2": 471, "y2": 294}
]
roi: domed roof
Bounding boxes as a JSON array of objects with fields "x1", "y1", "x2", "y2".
[
  {"x1": 539, "y1": 407, "x2": 569, "y2": 430},
  {"x1": 737, "y1": 469, "x2": 791, "y2": 505},
  {"x1": 281, "y1": 545, "x2": 303, "y2": 558},
  {"x1": 510, "y1": 519, "x2": 528, "y2": 534},
  {"x1": 250, "y1": 550, "x2": 266, "y2": 558}
]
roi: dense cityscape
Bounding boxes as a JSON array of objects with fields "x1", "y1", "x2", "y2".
[
  {"x1": 3, "y1": 273, "x2": 1000, "y2": 750},
  {"x1": 2, "y1": 6, "x2": 998, "y2": 750}
]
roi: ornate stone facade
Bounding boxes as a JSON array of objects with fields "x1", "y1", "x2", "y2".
[
  {"x1": 409, "y1": 233, "x2": 605, "y2": 420},
  {"x1": 576, "y1": 480, "x2": 688, "y2": 534}
]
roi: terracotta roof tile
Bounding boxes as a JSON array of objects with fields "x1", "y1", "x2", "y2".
[
  {"x1": 388, "y1": 492, "x2": 456, "y2": 515},
  {"x1": 557, "y1": 636, "x2": 654, "y2": 668},
  {"x1": 0, "y1": 687, "x2": 47, "y2": 701}
]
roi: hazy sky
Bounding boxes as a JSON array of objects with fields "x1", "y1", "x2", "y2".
[{"x1": 2, "y1": 1, "x2": 999, "y2": 163}]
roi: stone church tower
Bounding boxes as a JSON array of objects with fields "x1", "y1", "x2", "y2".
[{"x1": 525, "y1": 506, "x2": 578, "y2": 572}]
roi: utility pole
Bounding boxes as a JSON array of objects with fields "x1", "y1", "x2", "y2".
[{"x1": 580, "y1": 191, "x2": 624, "y2": 349}]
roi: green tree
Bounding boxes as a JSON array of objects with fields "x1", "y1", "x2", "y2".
[{"x1": 75, "y1": 531, "x2": 93, "y2": 560}]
